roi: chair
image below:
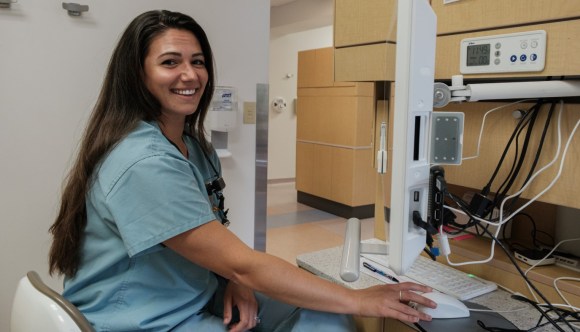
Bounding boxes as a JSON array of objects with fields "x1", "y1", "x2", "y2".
[{"x1": 11, "y1": 271, "x2": 95, "y2": 332}]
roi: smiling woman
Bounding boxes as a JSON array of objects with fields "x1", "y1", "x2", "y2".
[
  {"x1": 47, "y1": 9, "x2": 435, "y2": 332},
  {"x1": 143, "y1": 29, "x2": 209, "y2": 156}
]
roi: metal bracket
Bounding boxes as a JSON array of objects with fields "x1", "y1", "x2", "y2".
[
  {"x1": 62, "y1": 2, "x2": 88, "y2": 16},
  {"x1": 430, "y1": 112, "x2": 464, "y2": 165},
  {"x1": 0, "y1": 0, "x2": 16, "y2": 9}
]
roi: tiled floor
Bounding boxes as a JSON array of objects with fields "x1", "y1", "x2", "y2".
[{"x1": 265, "y1": 181, "x2": 375, "y2": 265}]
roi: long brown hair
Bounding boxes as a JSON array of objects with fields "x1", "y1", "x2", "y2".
[{"x1": 49, "y1": 10, "x2": 216, "y2": 277}]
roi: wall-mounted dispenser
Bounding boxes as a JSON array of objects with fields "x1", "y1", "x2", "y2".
[
  {"x1": 207, "y1": 86, "x2": 238, "y2": 158},
  {"x1": 0, "y1": 0, "x2": 16, "y2": 9}
]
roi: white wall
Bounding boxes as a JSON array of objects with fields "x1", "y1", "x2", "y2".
[
  {"x1": 268, "y1": 25, "x2": 333, "y2": 180},
  {"x1": 0, "y1": 1, "x2": 268, "y2": 329}
]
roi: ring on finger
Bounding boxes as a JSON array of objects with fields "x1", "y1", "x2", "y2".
[{"x1": 254, "y1": 316, "x2": 261, "y2": 324}]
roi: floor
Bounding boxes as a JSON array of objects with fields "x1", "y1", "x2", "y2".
[{"x1": 265, "y1": 181, "x2": 375, "y2": 265}]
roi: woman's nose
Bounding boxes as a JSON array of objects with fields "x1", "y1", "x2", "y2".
[{"x1": 181, "y1": 64, "x2": 198, "y2": 81}]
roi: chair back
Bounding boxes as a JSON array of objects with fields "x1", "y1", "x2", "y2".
[{"x1": 11, "y1": 271, "x2": 94, "y2": 332}]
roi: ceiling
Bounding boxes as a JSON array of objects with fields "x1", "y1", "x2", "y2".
[{"x1": 270, "y1": 0, "x2": 333, "y2": 38}]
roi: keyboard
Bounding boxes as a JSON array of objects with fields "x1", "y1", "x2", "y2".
[
  {"x1": 361, "y1": 250, "x2": 497, "y2": 301},
  {"x1": 404, "y1": 255, "x2": 497, "y2": 301}
]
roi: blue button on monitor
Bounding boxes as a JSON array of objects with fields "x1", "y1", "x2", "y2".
[
  {"x1": 520, "y1": 54, "x2": 527, "y2": 61},
  {"x1": 531, "y1": 53, "x2": 537, "y2": 61},
  {"x1": 510, "y1": 55, "x2": 517, "y2": 62}
]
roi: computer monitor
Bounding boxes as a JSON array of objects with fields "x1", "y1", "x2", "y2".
[
  {"x1": 340, "y1": 0, "x2": 436, "y2": 281},
  {"x1": 388, "y1": 0, "x2": 436, "y2": 275}
]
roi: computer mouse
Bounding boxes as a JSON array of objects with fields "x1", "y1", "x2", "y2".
[{"x1": 415, "y1": 292, "x2": 470, "y2": 319}]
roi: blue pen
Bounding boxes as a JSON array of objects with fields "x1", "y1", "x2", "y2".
[{"x1": 363, "y1": 262, "x2": 400, "y2": 283}]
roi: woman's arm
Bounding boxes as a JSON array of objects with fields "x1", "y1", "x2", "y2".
[{"x1": 164, "y1": 220, "x2": 435, "y2": 323}]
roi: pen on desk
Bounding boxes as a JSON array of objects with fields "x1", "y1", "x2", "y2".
[{"x1": 363, "y1": 262, "x2": 400, "y2": 283}]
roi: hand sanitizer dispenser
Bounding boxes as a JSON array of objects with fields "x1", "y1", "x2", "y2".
[{"x1": 207, "y1": 86, "x2": 237, "y2": 157}]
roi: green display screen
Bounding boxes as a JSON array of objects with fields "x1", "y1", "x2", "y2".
[{"x1": 466, "y1": 44, "x2": 490, "y2": 66}]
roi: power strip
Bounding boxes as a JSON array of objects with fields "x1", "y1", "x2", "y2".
[
  {"x1": 554, "y1": 254, "x2": 580, "y2": 273},
  {"x1": 514, "y1": 249, "x2": 555, "y2": 266}
]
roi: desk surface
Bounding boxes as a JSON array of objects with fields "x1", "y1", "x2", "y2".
[{"x1": 297, "y1": 245, "x2": 560, "y2": 332}]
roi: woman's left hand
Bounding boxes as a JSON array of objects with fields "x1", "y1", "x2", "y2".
[{"x1": 223, "y1": 281, "x2": 259, "y2": 332}]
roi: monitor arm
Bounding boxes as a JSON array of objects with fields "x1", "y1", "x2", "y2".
[{"x1": 433, "y1": 76, "x2": 580, "y2": 108}]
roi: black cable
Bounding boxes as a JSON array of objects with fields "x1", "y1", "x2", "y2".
[
  {"x1": 482, "y1": 233, "x2": 570, "y2": 331},
  {"x1": 538, "y1": 303, "x2": 580, "y2": 322},
  {"x1": 482, "y1": 102, "x2": 537, "y2": 196},
  {"x1": 485, "y1": 101, "x2": 557, "y2": 239},
  {"x1": 504, "y1": 102, "x2": 556, "y2": 212},
  {"x1": 492, "y1": 109, "x2": 531, "y2": 208},
  {"x1": 465, "y1": 103, "x2": 540, "y2": 234},
  {"x1": 503, "y1": 212, "x2": 555, "y2": 251},
  {"x1": 445, "y1": 195, "x2": 574, "y2": 331},
  {"x1": 503, "y1": 212, "x2": 538, "y2": 250},
  {"x1": 477, "y1": 320, "x2": 523, "y2": 332},
  {"x1": 487, "y1": 102, "x2": 556, "y2": 244},
  {"x1": 445, "y1": 192, "x2": 500, "y2": 231},
  {"x1": 493, "y1": 102, "x2": 542, "y2": 208},
  {"x1": 445, "y1": 195, "x2": 483, "y2": 231},
  {"x1": 492, "y1": 106, "x2": 533, "y2": 201},
  {"x1": 512, "y1": 295, "x2": 580, "y2": 331}
]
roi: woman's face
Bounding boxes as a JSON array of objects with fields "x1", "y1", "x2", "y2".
[{"x1": 143, "y1": 28, "x2": 208, "y2": 121}]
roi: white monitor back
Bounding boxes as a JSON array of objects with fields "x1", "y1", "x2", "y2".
[{"x1": 388, "y1": 0, "x2": 437, "y2": 275}]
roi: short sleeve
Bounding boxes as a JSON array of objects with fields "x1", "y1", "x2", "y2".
[{"x1": 105, "y1": 154, "x2": 217, "y2": 257}]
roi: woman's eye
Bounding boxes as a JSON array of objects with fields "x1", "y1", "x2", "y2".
[
  {"x1": 162, "y1": 59, "x2": 178, "y2": 66},
  {"x1": 192, "y1": 59, "x2": 205, "y2": 67}
]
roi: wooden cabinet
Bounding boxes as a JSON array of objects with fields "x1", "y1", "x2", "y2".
[
  {"x1": 298, "y1": 48, "x2": 352, "y2": 88},
  {"x1": 432, "y1": 0, "x2": 580, "y2": 35},
  {"x1": 333, "y1": 0, "x2": 397, "y2": 82},
  {"x1": 296, "y1": 142, "x2": 375, "y2": 208},
  {"x1": 334, "y1": 43, "x2": 396, "y2": 82},
  {"x1": 436, "y1": 19, "x2": 580, "y2": 79},
  {"x1": 334, "y1": 0, "x2": 580, "y2": 81},
  {"x1": 332, "y1": 0, "x2": 580, "y2": 211},
  {"x1": 334, "y1": 0, "x2": 397, "y2": 47},
  {"x1": 296, "y1": 47, "x2": 377, "y2": 218}
]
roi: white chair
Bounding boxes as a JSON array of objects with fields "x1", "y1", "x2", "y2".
[{"x1": 11, "y1": 271, "x2": 94, "y2": 332}]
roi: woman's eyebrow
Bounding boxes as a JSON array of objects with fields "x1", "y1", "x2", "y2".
[
  {"x1": 157, "y1": 51, "x2": 204, "y2": 59},
  {"x1": 158, "y1": 51, "x2": 182, "y2": 58}
]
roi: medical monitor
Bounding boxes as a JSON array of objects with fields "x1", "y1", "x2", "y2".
[
  {"x1": 388, "y1": 0, "x2": 436, "y2": 275},
  {"x1": 340, "y1": 0, "x2": 436, "y2": 281}
]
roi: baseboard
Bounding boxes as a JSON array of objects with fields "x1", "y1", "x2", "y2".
[
  {"x1": 267, "y1": 178, "x2": 296, "y2": 184},
  {"x1": 297, "y1": 191, "x2": 374, "y2": 219}
]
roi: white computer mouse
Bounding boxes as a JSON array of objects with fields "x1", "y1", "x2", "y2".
[{"x1": 415, "y1": 292, "x2": 470, "y2": 319}]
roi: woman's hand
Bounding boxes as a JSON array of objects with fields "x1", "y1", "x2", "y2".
[
  {"x1": 355, "y1": 282, "x2": 436, "y2": 323},
  {"x1": 223, "y1": 281, "x2": 259, "y2": 332}
]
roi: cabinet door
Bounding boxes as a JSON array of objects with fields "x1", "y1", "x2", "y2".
[
  {"x1": 334, "y1": 43, "x2": 396, "y2": 82},
  {"x1": 297, "y1": 142, "x2": 375, "y2": 206},
  {"x1": 435, "y1": 20, "x2": 580, "y2": 79},
  {"x1": 334, "y1": 0, "x2": 397, "y2": 47},
  {"x1": 298, "y1": 48, "x2": 353, "y2": 87},
  {"x1": 297, "y1": 48, "x2": 333, "y2": 88},
  {"x1": 433, "y1": 0, "x2": 580, "y2": 35},
  {"x1": 296, "y1": 142, "x2": 332, "y2": 199},
  {"x1": 296, "y1": 91, "x2": 374, "y2": 147}
]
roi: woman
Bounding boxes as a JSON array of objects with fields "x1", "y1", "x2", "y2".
[{"x1": 49, "y1": 10, "x2": 435, "y2": 331}]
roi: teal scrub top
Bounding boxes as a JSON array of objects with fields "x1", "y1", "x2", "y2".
[{"x1": 63, "y1": 121, "x2": 223, "y2": 331}]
